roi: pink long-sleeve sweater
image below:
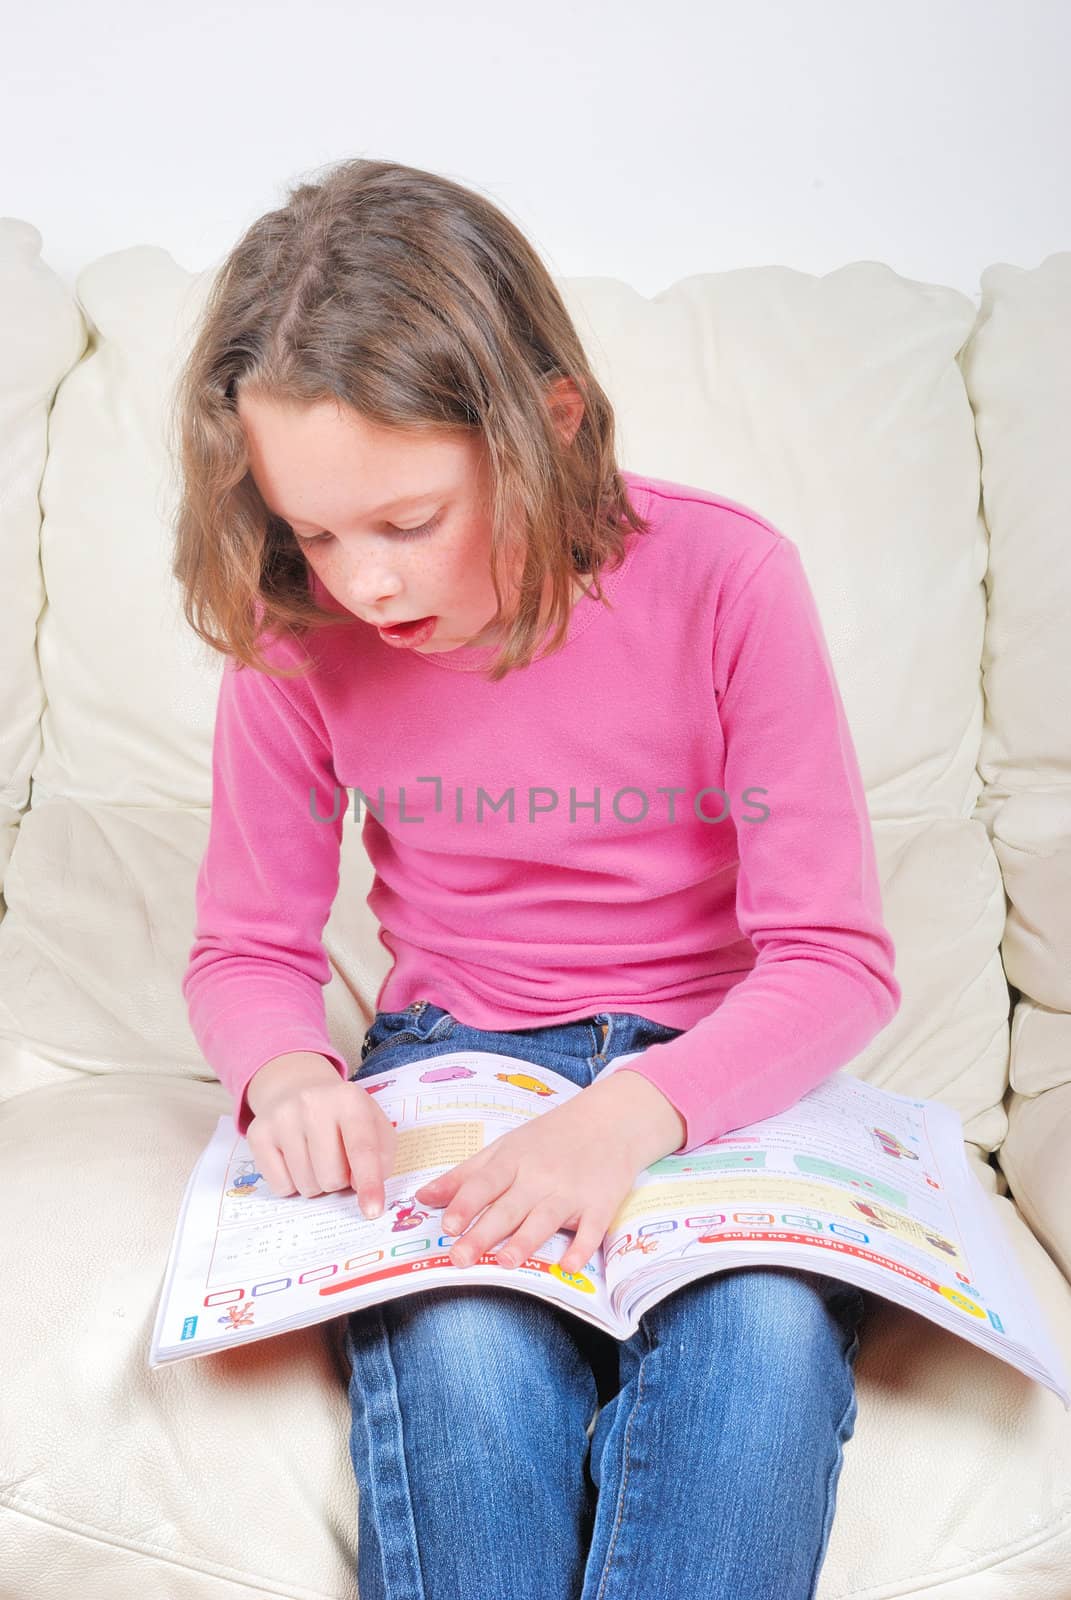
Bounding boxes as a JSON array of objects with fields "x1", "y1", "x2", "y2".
[{"x1": 182, "y1": 469, "x2": 901, "y2": 1151}]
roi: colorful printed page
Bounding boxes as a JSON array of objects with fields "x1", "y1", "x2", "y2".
[
  {"x1": 151, "y1": 1054, "x2": 1070, "y2": 1405},
  {"x1": 601, "y1": 1073, "x2": 1070, "y2": 1408},
  {"x1": 151, "y1": 1048, "x2": 625, "y2": 1367}
]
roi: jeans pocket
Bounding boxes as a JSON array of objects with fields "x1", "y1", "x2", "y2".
[
  {"x1": 357, "y1": 1002, "x2": 458, "y2": 1074},
  {"x1": 628, "y1": 1016, "x2": 686, "y2": 1052}
]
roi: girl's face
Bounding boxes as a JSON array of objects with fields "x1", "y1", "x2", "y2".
[{"x1": 238, "y1": 393, "x2": 534, "y2": 655}]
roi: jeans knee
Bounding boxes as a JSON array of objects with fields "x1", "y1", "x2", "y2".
[
  {"x1": 348, "y1": 1286, "x2": 583, "y2": 1416},
  {"x1": 649, "y1": 1266, "x2": 858, "y2": 1381}
]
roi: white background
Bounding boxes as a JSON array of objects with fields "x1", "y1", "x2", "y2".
[{"x1": 3, "y1": 0, "x2": 1068, "y2": 300}]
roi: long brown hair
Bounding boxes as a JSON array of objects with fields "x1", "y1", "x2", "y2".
[{"x1": 168, "y1": 157, "x2": 651, "y2": 683}]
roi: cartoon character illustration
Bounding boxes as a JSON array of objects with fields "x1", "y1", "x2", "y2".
[
  {"x1": 390, "y1": 1199, "x2": 433, "y2": 1232},
  {"x1": 852, "y1": 1200, "x2": 894, "y2": 1229},
  {"x1": 218, "y1": 1304, "x2": 255, "y2": 1330},
  {"x1": 872, "y1": 1127, "x2": 919, "y2": 1161},
  {"x1": 226, "y1": 1159, "x2": 263, "y2": 1197},
  {"x1": 494, "y1": 1071, "x2": 556, "y2": 1097},
  {"x1": 419, "y1": 1063, "x2": 477, "y2": 1083},
  {"x1": 617, "y1": 1235, "x2": 660, "y2": 1258}
]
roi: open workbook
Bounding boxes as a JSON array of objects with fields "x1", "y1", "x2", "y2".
[{"x1": 150, "y1": 1047, "x2": 1070, "y2": 1406}]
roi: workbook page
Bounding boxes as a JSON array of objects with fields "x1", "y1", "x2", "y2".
[{"x1": 151, "y1": 1049, "x2": 622, "y2": 1364}]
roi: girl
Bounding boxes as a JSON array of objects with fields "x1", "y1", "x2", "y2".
[{"x1": 175, "y1": 157, "x2": 900, "y2": 1600}]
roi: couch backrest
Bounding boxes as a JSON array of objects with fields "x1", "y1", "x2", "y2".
[
  {"x1": 3, "y1": 221, "x2": 1067, "y2": 1156},
  {"x1": 959, "y1": 256, "x2": 1071, "y2": 1107}
]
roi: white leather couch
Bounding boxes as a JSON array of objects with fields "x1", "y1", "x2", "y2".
[{"x1": 2, "y1": 218, "x2": 1070, "y2": 1598}]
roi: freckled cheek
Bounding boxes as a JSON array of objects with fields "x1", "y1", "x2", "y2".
[{"x1": 422, "y1": 541, "x2": 479, "y2": 605}]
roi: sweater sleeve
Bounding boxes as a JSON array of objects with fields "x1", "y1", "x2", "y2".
[
  {"x1": 182, "y1": 651, "x2": 350, "y2": 1137},
  {"x1": 616, "y1": 536, "x2": 902, "y2": 1154}
]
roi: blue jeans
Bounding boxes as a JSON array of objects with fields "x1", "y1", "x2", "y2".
[{"x1": 342, "y1": 1001, "x2": 865, "y2": 1600}]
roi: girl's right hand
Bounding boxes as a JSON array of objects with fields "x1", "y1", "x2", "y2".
[{"x1": 244, "y1": 1051, "x2": 397, "y2": 1218}]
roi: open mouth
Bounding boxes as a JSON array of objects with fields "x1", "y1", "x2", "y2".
[{"x1": 376, "y1": 615, "x2": 437, "y2": 646}]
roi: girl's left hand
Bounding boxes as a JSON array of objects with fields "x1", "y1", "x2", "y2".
[{"x1": 413, "y1": 1077, "x2": 657, "y2": 1275}]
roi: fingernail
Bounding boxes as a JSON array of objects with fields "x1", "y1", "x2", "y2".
[
  {"x1": 443, "y1": 1214, "x2": 459, "y2": 1232},
  {"x1": 365, "y1": 1200, "x2": 382, "y2": 1219}
]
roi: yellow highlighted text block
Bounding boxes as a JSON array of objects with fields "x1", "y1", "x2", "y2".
[{"x1": 389, "y1": 1120, "x2": 485, "y2": 1179}]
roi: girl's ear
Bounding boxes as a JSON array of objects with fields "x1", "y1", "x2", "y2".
[{"x1": 545, "y1": 376, "x2": 585, "y2": 448}]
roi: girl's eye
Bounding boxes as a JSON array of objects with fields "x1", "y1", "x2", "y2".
[
  {"x1": 390, "y1": 515, "x2": 441, "y2": 540},
  {"x1": 293, "y1": 514, "x2": 440, "y2": 549}
]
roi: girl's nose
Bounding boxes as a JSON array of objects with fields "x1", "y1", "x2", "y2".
[{"x1": 347, "y1": 567, "x2": 403, "y2": 610}]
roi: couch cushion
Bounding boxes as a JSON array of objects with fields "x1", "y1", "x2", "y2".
[
  {"x1": 960, "y1": 253, "x2": 1071, "y2": 1094},
  {"x1": 958, "y1": 252, "x2": 1071, "y2": 1286},
  {"x1": 1, "y1": 1075, "x2": 1068, "y2": 1598}
]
